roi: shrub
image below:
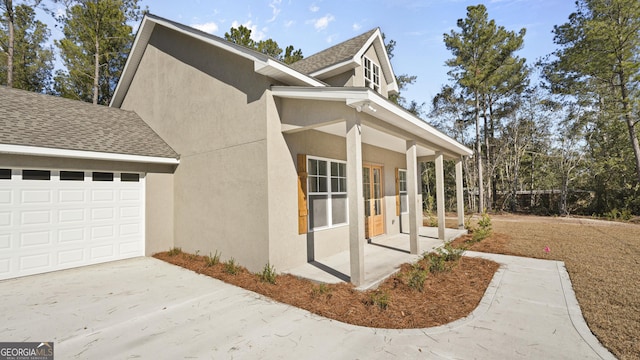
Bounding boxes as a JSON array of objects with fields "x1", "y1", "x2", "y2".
[
  {"x1": 407, "y1": 264, "x2": 428, "y2": 292},
  {"x1": 438, "y1": 242, "x2": 465, "y2": 262},
  {"x1": 167, "y1": 247, "x2": 182, "y2": 256},
  {"x1": 472, "y1": 212, "x2": 492, "y2": 242},
  {"x1": 205, "y1": 251, "x2": 221, "y2": 267},
  {"x1": 260, "y1": 263, "x2": 277, "y2": 284},
  {"x1": 223, "y1": 257, "x2": 239, "y2": 275},
  {"x1": 368, "y1": 290, "x2": 390, "y2": 310},
  {"x1": 426, "y1": 253, "x2": 447, "y2": 273}
]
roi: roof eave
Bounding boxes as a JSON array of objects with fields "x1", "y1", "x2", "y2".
[{"x1": 0, "y1": 144, "x2": 180, "y2": 164}]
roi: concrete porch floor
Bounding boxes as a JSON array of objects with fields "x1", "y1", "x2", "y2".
[{"x1": 283, "y1": 226, "x2": 468, "y2": 290}]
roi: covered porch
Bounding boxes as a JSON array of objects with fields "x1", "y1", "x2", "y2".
[
  {"x1": 283, "y1": 226, "x2": 468, "y2": 290},
  {"x1": 274, "y1": 87, "x2": 473, "y2": 286}
]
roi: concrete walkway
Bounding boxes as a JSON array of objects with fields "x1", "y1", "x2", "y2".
[
  {"x1": 284, "y1": 227, "x2": 468, "y2": 290},
  {"x1": 0, "y1": 255, "x2": 615, "y2": 359}
]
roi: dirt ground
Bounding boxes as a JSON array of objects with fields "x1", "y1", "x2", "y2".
[
  {"x1": 454, "y1": 214, "x2": 639, "y2": 360},
  {"x1": 154, "y1": 251, "x2": 499, "y2": 329}
]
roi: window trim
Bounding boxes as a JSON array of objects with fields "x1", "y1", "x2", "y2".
[
  {"x1": 307, "y1": 156, "x2": 349, "y2": 231},
  {"x1": 398, "y1": 169, "x2": 408, "y2": 214},
  {"x1": 363, "y1": 56, "x2": 380, "y2": 93}
]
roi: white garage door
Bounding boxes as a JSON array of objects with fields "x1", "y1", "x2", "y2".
[{"x1": 0, "y1": 169, "x2": 145, "y2": 280}]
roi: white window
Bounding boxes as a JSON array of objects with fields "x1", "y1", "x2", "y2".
[
  {"x1": 364, "y1": 57, "x2": 380, "y2": 93},
  {"x1": 308, "y1": 157, "x2": 348, "y2": 230},
  {"x1": 399, "y1": 169, "x2": 408, "y2": 214}
]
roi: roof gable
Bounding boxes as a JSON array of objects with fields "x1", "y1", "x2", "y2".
[
  {"x1": 0, "y1": 86, "x2": 178, "y2": 159},
  {"x1": 289, "y1": 28, "x2": 399, "y2": 94},
  {"x1": 111, "y1": 14, "x2": 326, "y2": 107}
]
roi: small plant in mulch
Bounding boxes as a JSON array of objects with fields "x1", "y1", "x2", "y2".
[
  {"x1": 189, "y1": 250, "x2": 200, "y2": 260},
  {"x1": 259, "y1": 263, "x2": 277, "y2": 284},
  {"x1": 422, "y1": 243, "x2": 466, "y2": 274},
  {"x1": 406, "y1": 264, "x2": 428, "y2": 292},
  {"x1": 205, "y1": 251, "x2": 221, "y2": 267},
  {"x1": 223, "y1": 257, "x2": 239, "y2": 275},
  {"x1": 311, "y1": 283, "x2": 332, "y2": 299},
  {"x1": 367, "y1": 290, "x2": 391, "y2": 310},
  {"x1": 167, "y1": 247, "x2": 182, "y2": 256}
]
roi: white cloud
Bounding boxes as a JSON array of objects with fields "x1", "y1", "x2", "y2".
[
  {"x1": 231, "y1": 20, "x2": 266, "y2": 41},
  {"x1": 352, "y1": 23, "x2": 362, "y2": 31},
  {"x1": 284, "y1": 20, "x2": 295, "y2": 28},
  {"x1": 192, "y1": 21, "x2": 219, "y2": 34},
  {"x1": 310, "y1": 14, "x2": 335, "y2": 31},
  {"x1": 268, "y1": 0, "x2": 282, "y2": 23},
  {"x1": 309, "y1": 4, "x2": 320, "y2": 12}
]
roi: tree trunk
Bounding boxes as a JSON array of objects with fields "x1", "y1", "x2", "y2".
[
  {"x1": 620, "y1": 80, "x2": 640, "y2": 184},
  {"x1": 483, "y1": 98, "x2": 492, "y2": 211},
  {"x1": 475, "y1": 92, "x2": 484, "y2": 213},
  {"x1": 93, "y1": 34, "x2": 99, "y2": 105},
  {"x1": 6, "y1": 0, "x2": 14, "y2": 88}
]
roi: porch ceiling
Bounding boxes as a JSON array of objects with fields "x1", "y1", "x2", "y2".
[
  {"x1": 314, "y1": 122, "x2": 436, "y2": 157},
  {"x1": 272, "y1": 86, "x2": 473, "y2": 160}
]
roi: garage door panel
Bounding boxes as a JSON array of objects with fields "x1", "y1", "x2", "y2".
[
  {"x1": 0, "y1": 170, "x2": 145, "y2": 280},
  {"x1": 59, "y1": 228, "x2": 84, "y2": 243},
  {"x1": 20, "y1": 231, "x2": 51, "y2": 247},
  {"x1": 90, "y1": 244, "x2": 115, "y2": 260},
  {"x1": 59, "y1": 208, "x2": 85, "y2": 223},
  {"x1": 0, "y1": 258, "x2": 9, "y2": 275},
  {"x1": 92, "y1": 189, "x2": 115, "y2": 202},
  {"x1": 59, "y1": 189, "x2": 85, "y2": 203},
  {"x1": 57, "y1": 248, "x2": 84, "y2": 265},
  {"x1": 21, "y1": 189, "x2": 51, "y2": 204},
  {"x1": 120, "y1": 189, "x2": 140, "y2": 201},
  {"x1": 0, "y1": 212, "x2": 10, "y2": 226},
  {"x1": 0, "y1": 190, "x2": 11, "y2": 204},
  {"x1": 0, "y1": 234, "x2": 9, "y2": 249},
  {"x1": 21, "y1": 210, "x2": 51, "y2": 226},
  {"x1": 20, "y1": 252, "x2": 51, "y2": 271},
  {"x1": 91, "y1": 208, "x2": 114, "y2": 221},
  {"x1": 91, "y1": 225, "x2": 114, "y2": 240}
]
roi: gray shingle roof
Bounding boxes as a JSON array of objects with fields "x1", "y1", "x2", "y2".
[
  {"x1": 0, "y1": 86, "x2": 178, "y2": 159},
  {"x1": 289, "y1": 28, "x2": 378, "y2": 75}
]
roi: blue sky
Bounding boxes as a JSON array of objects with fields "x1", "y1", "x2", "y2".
[{"x1": 64, "y1": 1, "x2": 579, "y2": 107}]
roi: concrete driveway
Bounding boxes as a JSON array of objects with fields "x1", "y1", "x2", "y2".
[{"x1": 0, "y1": 255, "x2": 615, "y2": 359}]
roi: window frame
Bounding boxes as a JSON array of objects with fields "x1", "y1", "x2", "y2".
[
  {"x1": 398, "y1": 169, "x2": 408, "y2": 214},
  {"x1": 363, "y1": 56, "x2": 381, "y2": 93},
  {"x1": 307, "y1": 156, "x2": 349, "y2": 231}
]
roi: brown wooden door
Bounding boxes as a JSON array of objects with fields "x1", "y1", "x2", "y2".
[{"x1": 363, "y1": 165, "x2": 384, "y2": 238}]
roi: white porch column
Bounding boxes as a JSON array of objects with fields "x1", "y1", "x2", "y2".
[
  {"x1": 406, "y1": 141, "x2": 420, "y2": 254},
  {"x1": 455, "y1": 159, "x2": 465, "y2": 229},
  {"x1": 346, "y1": 116, "x2": 365, "y2": 286},
  {"x1": 435, "y1": 152, "x2": 446, "y2": 240}
]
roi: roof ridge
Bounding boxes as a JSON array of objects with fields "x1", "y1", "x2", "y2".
[{"x1": 289, "y1": 28, "x2": 380, "y2": 76}]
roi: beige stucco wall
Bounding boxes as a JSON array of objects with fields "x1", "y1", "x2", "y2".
[
  {"x1": 145, "y1": 173, "x2": 173, "y2": 255},
  {"x1": 120, "y1": 25, "x2": 272, "y2": 271}
]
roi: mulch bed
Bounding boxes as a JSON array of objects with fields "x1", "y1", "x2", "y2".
[{"x1": 154, "y1": 251, "x2": 499, "y2": 329}]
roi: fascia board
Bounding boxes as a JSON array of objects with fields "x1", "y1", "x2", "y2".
[{"x1": 0, "y1": 144, "x2": 180, "y2": 165}]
